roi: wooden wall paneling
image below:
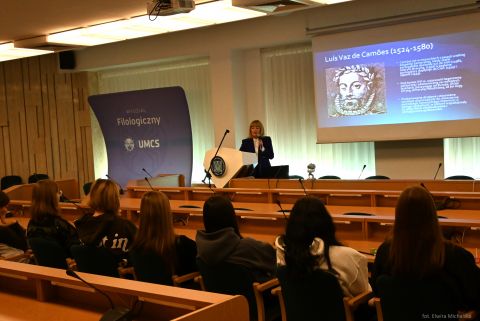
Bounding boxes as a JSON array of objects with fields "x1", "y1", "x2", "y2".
[
  {"x1": 0, "y1": 63, "x2": 8, "y2": 176},
  {"x1": 45, "y1": 62, "x2": 61, "y2": 179},
  {"x1": 1, "y1": 54, "x2": 94, "y2": 188},
  {"x1": 0, "y1": 128, "x2": 5, "y2": 177},
  {"x1": 4, "y1": 60, "x2": 29, "y2": 179},
  {"x1": 0, "y1": 64, "x2": 7, "y2": 127},
  {"x1": 23, "y1": 57, "x2": 49, "y2": 176},
  {"x1": 39, "y1": 54, "x2": 58, "y2": 179},
  {"x1": 72, "y1": 72, "x2": 94, "y2": 190},
  {"x1": 55, "y1": 72, "x2": 76, "y2": 180},
  {"x1": 71, "y1": 75, "x2": 84, "y2": 188}
]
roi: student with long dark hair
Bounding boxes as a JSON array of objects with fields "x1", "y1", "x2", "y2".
[
  {"x1": 26, "y1": 180, "x2": 79, "y2": 256},
  {"x1": 75, "y1": 179, "x2": 136, "y2": 262},
  {"x1": 196, "y1": 195, "x2": 275, "y2": 282},
  {"x1": 129, "y1": 191, "x2": 196, "y2": 283},
  {"x1": 275, "y1": 196, "x2": 371, "y2": 297},
  {"x1": 372, "y1": 186, "x2": 480, "y2": 313}
]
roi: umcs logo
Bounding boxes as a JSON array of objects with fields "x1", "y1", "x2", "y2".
[
  {"x1": 124, "y1": 137, "x2": 160, "y2": 151},
  {"x1": 138, "y1": 139, "x2": 160, "y2": 149},
  {"x1": 124, "y1": 138, "x2": 135, "y2": 152}
]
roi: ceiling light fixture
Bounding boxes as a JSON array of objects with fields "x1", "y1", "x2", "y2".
[{"x1": 0, "y1": 42, "x2": 52, "y2": 62}]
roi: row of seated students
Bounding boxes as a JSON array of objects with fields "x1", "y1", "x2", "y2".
[{"x1": 1, "y1": 180, "x2": 480, "y2": 321}]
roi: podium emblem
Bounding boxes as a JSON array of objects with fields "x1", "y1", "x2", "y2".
[{"x1": 211, "y1": 156, "x2": 226, "y2": 177}]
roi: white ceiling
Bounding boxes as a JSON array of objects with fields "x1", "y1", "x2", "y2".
[
  {"x1": 0, "y1": 0, "x2": 348, "y2": 46},
  {"x1": 0, "y1": 1, "x2": 149, "y2": 43}
]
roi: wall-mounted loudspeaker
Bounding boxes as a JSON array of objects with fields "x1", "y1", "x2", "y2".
[{"x1": 58, "y1": 51, "x2": 76, "y2": 70}]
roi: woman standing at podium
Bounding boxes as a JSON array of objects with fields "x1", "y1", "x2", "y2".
[{"x1": 240, "y1": 120, "x2": 274, "y2": 178}]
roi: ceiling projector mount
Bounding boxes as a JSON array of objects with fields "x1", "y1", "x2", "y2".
[{"x1": 147, "y1": 0, "x2": 196, "y2": 17}]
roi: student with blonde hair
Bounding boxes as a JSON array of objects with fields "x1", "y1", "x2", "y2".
[
  {"x1": 239, "y1": 120, "x2": 274, "y2": 178},
  {"x1": 130, "y1": 191, "x2": 197, "y2": 284},
  {"x1": 75, "y1": 179, "x2": 136, "y2": 262}
]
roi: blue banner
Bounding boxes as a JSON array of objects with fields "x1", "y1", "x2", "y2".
[{"x1": 89, "y1": 87, "x2": 192, "y2": 187}]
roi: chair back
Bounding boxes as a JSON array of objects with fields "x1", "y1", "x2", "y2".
[
  {"x1": 319, "y1": 175, "x2": 341, "y2": 179},
  {"x1": 445, "y1": 175, "x2": 474, "y2": 180},
  {"x1": 82, "y1": 182, "x2": 93, "y2": 195},
  {"x1": 277, "y1": 265, "x2": 346, "y2": 321},
  {"x1": 268, "y1": 166, "x2": 289, "y2": 179},
  {"x1": 365, "y1": 175, "x2": 390, "y2": 179},
  {"x1": 197, "y1": 258, "x2": 258, "y2": 319},
  {"x1": 1, "y1": 175, "x2": 23, "y2": 190},
  {"x1": 71, "y1": 244, "x2": 119, "y2": 277},
  {"x1": 130, "y1": 250, "x2": 173, "y2": 285},
  {"x1": 376, "y1": 275, "x2": 459, "y2": 321},
  {"x1": 28, "y1": 173, "x2": 49, "y2": 184},
  {"x1": 28, "y1": 237, "x2": 68, "y2": 269}
]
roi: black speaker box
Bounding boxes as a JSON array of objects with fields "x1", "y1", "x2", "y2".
[{"x1": 59, "y1": 51, "x2": 76, "y2": 70}]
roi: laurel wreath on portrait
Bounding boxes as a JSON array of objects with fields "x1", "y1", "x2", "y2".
[{"x1": 333, "y1": 65, "x2": 375, "y2": 84}]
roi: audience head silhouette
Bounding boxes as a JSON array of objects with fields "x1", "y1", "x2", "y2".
[
  {"x1": 283, "y1": 196, "x2": 341, "y2": 277},
  {"x1": 0, "y1": 191, "x2": 10, "y2": 223},
  {"x1": 202, "y1": 195, "x2": 241, "y2": 237},
  {"x1": 88, "y1": 179, "x2": 120, "y2": 215},
  {"x1": 31, "y1": 179, "x2": 61, "y2": 220},
  {"x1": 0, "y1": 191, "x2": 9, "y2": 208},
  {"x1": 391, "y1": 186, "x2": 445, "y2": 278}
]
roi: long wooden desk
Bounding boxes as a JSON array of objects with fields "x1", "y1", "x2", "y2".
[
  {"x1": 0, "y1": 260, "x2": 248, "y2": 321},
  {"x1": 4, "y1": 178, "x2": 81, "y2": 200},
  {"x1": 8, "y1": 197, "x2": 480, "y2": 249},
  {"x1": 229, "y1": 178, "x2": 480, "y2": 192},
  {"x1": 126, "y1": 185, "x2": 480, "y2": 210}
]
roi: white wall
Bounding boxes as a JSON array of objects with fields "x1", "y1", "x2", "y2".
[{"x1": 74, "y1": 0, "x2": 476, "y2": 179}]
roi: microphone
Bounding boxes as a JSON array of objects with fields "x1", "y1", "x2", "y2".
[
  {"x1": 59, "y1": 193, "x2": 81, "y2": 206},
  {"x1": 298, "y1": 178, "x2": 307, "y2": 196},
  {"x1": 66, "y1": 269, "x2": 132, "y2": 321},
  {"x1": 358, "y1": 164, "x2": 366, "y2": 179},
  {"x1": 433, "y1": 162, "x2": 442, "y2": 180},
  {"x1": 142, "y1": 168, "x2": 153, "y2": 178},
  {"x1": 106, "y1": 174, "x2": 124, "y2": 195},
  {"x1": 307, "y1": 163, "x2": 316, "y2": 179},
  {"x1": 144, "y1": 177, "x2": 154, "y2": 190},
  {"x1": 420, "y1": 182, "x2": 450, "y2": 212},
  {"x1": 276, "y1": 200, "x2": 288, "y2": 220}
]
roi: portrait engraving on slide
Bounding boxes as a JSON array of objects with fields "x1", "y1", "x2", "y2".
[{"x1": 326, "y1": 64, "x2": 386, "y2": 117}]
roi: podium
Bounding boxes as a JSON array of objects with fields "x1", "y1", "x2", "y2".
[{"x1": 203, "y1": 148, "x2": 257, "y2": 188}]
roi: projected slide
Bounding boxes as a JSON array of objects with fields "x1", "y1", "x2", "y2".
[{"x1": 314, "y1": 30, "x2": 480, "y2": 129}]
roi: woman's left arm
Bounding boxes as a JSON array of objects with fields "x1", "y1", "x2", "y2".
[{"x1": 261, "y1": 137, "x2": 274, "y2": 160}]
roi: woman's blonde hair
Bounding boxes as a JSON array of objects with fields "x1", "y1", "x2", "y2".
[
  {"x1": 248, "y1": 120, "x2": 265, "y2": 138},
  {"x1": 88, "y1": 179, "x2": 120, "y2": 215},
  {"x1": 30, "y1": 180, "x2": 60, "y2": 220},
  {"x1": 131, "y1": 191, "x2": 176, "y2": 271}
]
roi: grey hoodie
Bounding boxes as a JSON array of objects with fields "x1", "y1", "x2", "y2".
[{"x1": 196, "y1": 227, "x2": 276, "y2": 282}]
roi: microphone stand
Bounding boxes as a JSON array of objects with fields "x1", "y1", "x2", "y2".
[
  {"x1": 202, "y1": 129, "x2": 229, "y2": 188},
  {"x1": 433, "y1": 163, "x2": 442, "y2": 180},
  {"x1": 144, "y1": 177, "x2": 155, "y2": 190},
  {"x1": 142, "y1": 168, "x2": 153, "y2": 178}
]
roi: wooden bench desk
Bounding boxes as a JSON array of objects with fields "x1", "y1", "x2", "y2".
[{"x1": 0, "y1": 260, "x2": 248, "y2": 321}]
